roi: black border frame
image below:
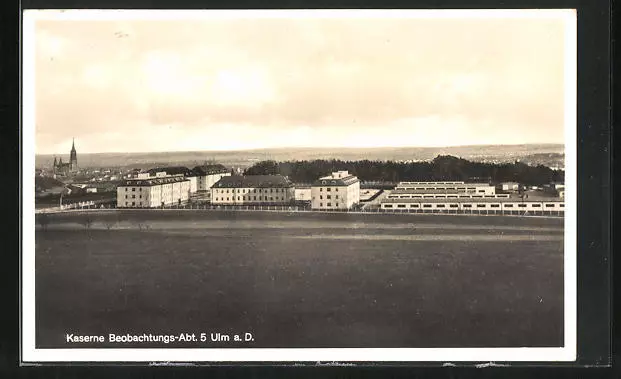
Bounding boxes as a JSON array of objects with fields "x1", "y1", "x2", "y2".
[{"x1": 2, "y1": 0, "x2": 613, "y2": 375}]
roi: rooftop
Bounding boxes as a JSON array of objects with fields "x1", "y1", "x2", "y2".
[
  {"x1": 212, "y1": 175, "x2": 293, "y2": 189},
  {"x1": 192, "y1": 164, "x2": 229, "y2": 176},
  {"x1": 395, "y1": 182, "x2": 492, "y2": 188},
  {"x1": 313, "y1": 173, "x2": 360, "y2": 187},
  {"x1": 120, "y1": 176, "x2": 190, "y2": 187},
  {"x1": 146, "y1": 166, "x2": 194, "y2": 177}
]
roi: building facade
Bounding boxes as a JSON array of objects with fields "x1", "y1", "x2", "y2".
[
  {"x1": 193, "y1": 164, "x2": 231, "y2": 192},
  {"x1": 147, "y1": 166, "x2": 199, "y2": 193},
  {"x1": 116, "y1": 176, "x2": 191, "y2": 208},
  {"x1": 393, "y1": 181, "x2": 496, "y2": 195},
  {"x1": 211, "y1": 175, "x2": 295, "y2": 205},
  {"x1": 380, "y1": 197, "x2": 564, "y2": 213},
  {"x1": 311, "y1": 171, "x2": 360, "y2": 210}
]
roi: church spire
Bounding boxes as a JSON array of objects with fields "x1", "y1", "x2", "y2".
[{"x1": 71, "y1": 137, "x2": 76, "y2": 152}]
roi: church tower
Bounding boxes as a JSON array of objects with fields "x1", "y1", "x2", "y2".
[{"x1": 70, "y1": 138, "x2": 78, "y2": 172}]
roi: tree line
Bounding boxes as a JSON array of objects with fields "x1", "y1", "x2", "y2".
[{"x1": 243, "y1": 155, "x2": 565, "y2": 186}]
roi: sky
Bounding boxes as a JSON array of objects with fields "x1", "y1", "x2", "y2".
[{"x1": 29, "y1": 10, "x2": 573, "y2": 154}]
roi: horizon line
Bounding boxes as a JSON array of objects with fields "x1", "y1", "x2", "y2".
[{"x1": 36, "y1": 143, "x2": 565, "y2": 156}]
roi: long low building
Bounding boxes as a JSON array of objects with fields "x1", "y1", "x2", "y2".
[
  {"x1": 393, "y1": 181, "x2": 496, "y2": 195},
  {"x1": 380, "y1": 197, "x2": 564, "y2": 213},
  {"x1": 117, "y1": 176, "x2": 191, "y2": 208},
  {"x1": 387, "y1": 189, "x2": 510, "y2": 199},
  {"x1": 211, "y1": 175, "x2": 295, "y2": 205}
]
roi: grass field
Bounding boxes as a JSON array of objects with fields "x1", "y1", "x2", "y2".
[{"x1": 34, "y1": 210, "x2": 564, "y2": 348}]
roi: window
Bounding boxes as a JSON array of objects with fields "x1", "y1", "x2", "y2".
[
  {"x1": 505, "y1": 204, "x2": 513, "y2": 208},
  {"x1": 335, "y1": 188, "x2": 339, "y2": 192},
  {"x1": 463, "y1": 204, "x2": 472, "y2": 208},
  {"x1": 532, "y1": 204, "x2": 541, "y2": 207},
  {"x1": 560, "y1": 204, "x2": 564, "y2": 207},
  {"x1": 238, "y1": 196, "x2": 241, "y2": 200},
  {"x1": 410, "y1": 204, "x2": 419, "y2": 208},
  {"x1": 327, "y1": 195, "x2": 331, "y2": 199},
  {"x1": 478, "y1": 190, "x2": 485, "y2": 193},
  {"x1": 491, "y1": 204, "x2": 500, "y2": 208},
  {"x1": 125, "y1": 188, "x2": 128, "y2": 191},
  {"x1": 545, "y1": 204, "x2": 555, "y2": 208},
  {"x1": 477, "y1": 204, "x2": 486, "y2": 208},
  {"x1": 270, "y1": 197, "x2": 273, "y2": 201},
  {"x1": 450, "y1": 204, "x2": 458, "y2": 208},
  {"x1": 384, "y1": 204, "x2": 393, "y2": 208},
  {"x1": 125, "y1": 195, "x2": 128, "y2": 199},
  {"x1": 132, "y1": 202, "x2": 135, "y2": 206},
  {"x1": 132, "y1": 188, "x2": 136, "y2": 192},
  {"x1": 437, "y1": 204, "x2": 445, "y2": 208},
  {"x1": 327, "y1": 188, "x2": 331, "y2": 192},
  {"x1": 139, "y1": 195, "x2": 142, "y2": 199},
  {"x1": 139, "y1": 188, "x2": 142, "y2": 192},
  {"x1": 254, "y1": 196, "x2": 257, "y2": 200},
  {"x1": 423, "y1": 204, "x2": 432, "y2": 208},
  {"x1": 518, "y1": 204, "x2": 527, "y2": 208},
  {"x1": 320, "y1": 195, "x2": 323, "y2": 200},
  {"x1": 320, "y1": 188, "x2": 323, "y2": 192},
  {"x1": 320, "y1": 203, "x2": 323, "y2": 207},
  {"x1": 397, "y1": 204, "x2": 406, "y2": 208},
  {"x1": 125, "y1": 202, "x2": 128, "y2": 206},
  {"x1": 132, "y1": 194, "x2": 136, "y2": 199},
  {"x1": 336, "y1": 195, "x2": 339, "y2": 199},
  {"x1": 327, "y1": 203, "x2": 332, "y2": 206}
]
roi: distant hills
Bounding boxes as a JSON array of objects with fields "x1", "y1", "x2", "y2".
[{"x1": 35, "y1": 144, "x2": 565, "y2": 170}]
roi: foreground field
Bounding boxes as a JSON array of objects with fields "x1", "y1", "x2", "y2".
[{"x1": 34, "y1": 211, "x2": 564, "y2": 348}]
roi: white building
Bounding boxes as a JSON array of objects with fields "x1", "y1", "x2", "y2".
[
  {"x1": 116, "y1": 176, "x2": 191, "y2": 208},
  {"x1": 211, "y1": 175, "x2": 295, "y2": 205},
  {"x1": 393, "y1": 181, "x2": 496, "y2": 195},
  {"x1": 147, "y1": 166, "x2": 199, "y2": 193},
  {"x1": 380, "y1": 197, "x2": 564, "y2": 213},
  {"x1": 193, "y1": 164, "x2": 231, "y2": 192},
  {"x1": 311, "y1": 171, "x2": 360, "y2": 210},
  {"x1": 295, "y1": 187, "x2": 312, "y2": 202},
  {"x1": 498, "y1": 182, "x2": 520, "y2": 191}
]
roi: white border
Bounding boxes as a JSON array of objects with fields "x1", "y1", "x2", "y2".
[{"x1": 21, "y1": 9, "x2": 577, "y2": 363}]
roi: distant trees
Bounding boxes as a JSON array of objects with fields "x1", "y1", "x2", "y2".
[
  {"x1": 243, "y1": 155, "x2": 565, "y2": 186},
  {"x1": 244, "y1": 160, "x2": 279, "y2": 176}
]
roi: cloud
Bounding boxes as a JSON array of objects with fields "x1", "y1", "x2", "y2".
[{"x1": 31, "y1": 14, "x2": 569, "y2": 153}]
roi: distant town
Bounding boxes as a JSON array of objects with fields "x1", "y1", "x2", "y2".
[{"x1": 35, "y1": 140, "x2": 565, "y2": 216}]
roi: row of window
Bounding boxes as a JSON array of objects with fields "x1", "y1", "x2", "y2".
[
  {"x1": 388, "y1": 194, "x2": 510, "y2": 199},
  {"x1": 215, "y1": 188, "x2": 286, "y2": 194},
  {"x1": 318, "y1": 202, "x2": 343, "y2": 207},
  {"x1": 383, "y1": 203, "x2": 564, "y2": 209},
  {"x1": 214, "y1": 196, "x2": 285, "y2": 201}
]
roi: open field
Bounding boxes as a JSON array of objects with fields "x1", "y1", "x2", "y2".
[{"x1": 34, "y1": 211, "x2": 564, "y2": 348}]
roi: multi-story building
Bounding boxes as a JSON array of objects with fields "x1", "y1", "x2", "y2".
[
  {"x1": 210, "y1": 175, "x2": 295, "y2": 205},
  {"x1": 311, "y1": 171, "x2": 360, "y2": 210},
  {"x1": 147, "y1": 166, "x2": 199, "y2": 193},
  {"x1": 116, "y1": 176, "x2": 191, "y2": 208},
  {"x1": 192, "y1": 164, "x2": 231, "y2": 192}
]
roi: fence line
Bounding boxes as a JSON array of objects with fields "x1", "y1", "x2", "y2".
[{"x1": 36, "y1": 203, "x2": 563, "y2": 218}]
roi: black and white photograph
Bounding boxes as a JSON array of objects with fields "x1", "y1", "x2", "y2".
[{"x1": 22, "y1": 9, "x2": 577, "y2": 362}]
